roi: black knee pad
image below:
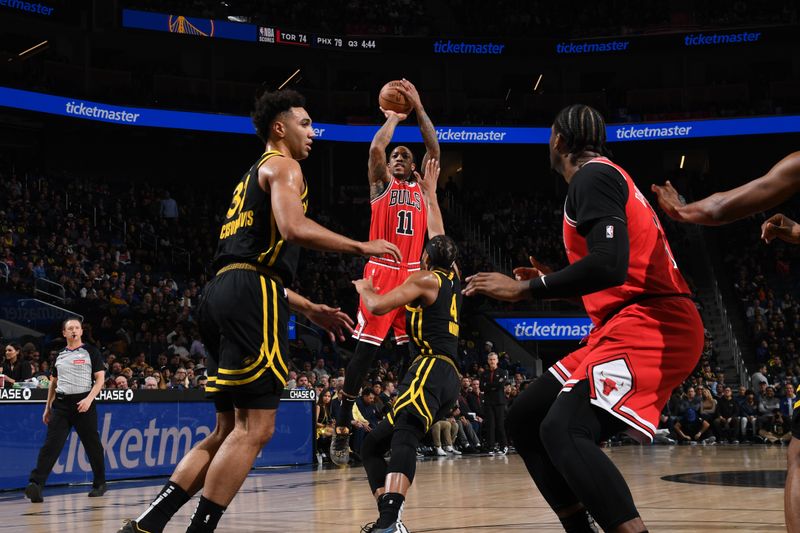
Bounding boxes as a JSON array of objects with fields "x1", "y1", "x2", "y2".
[{"x1": 387, "y1": 414, "x2": 426, "y2": 482}]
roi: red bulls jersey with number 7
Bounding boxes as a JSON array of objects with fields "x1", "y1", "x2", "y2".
[
  {"x1": 370, "y1": 177, "x2": 428, "y2": 266},
  {"x1": 562, "y1": 157, "x2": 691, "y2": 325}
]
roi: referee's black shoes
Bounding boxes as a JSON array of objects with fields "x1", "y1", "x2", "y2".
[
  {"x1": 88, "y1": 483, "x2": 108, "y2": 497},
  {"x1": 24, "y1": 482, "x2": 43, "y2": 503},
  {"x1": 116, "y1": 520, "x2": 147, "y2": 533}
]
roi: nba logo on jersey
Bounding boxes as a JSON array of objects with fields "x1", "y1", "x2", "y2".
[
  {"x1": 606, "y1": 225, "x2": 614, "y2": 238},
  {"x1": 590, "y1": 359, "x2": 633, "y2": 409}
]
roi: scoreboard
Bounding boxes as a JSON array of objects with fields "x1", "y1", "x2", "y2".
[{"x1": 258, "y1": 26, "x2": 378, "y2": 51}]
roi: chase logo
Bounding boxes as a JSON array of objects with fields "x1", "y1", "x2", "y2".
[
  {"x1": 97, "y1": 389, "x2": 135, "y2": 402},
  {"x1": 289, "y1": 389, "x2": 316, "y2": 401},
  {"x1": 0, "y1": 388, "x2": 32, "y2": 400},
  {"x1": 168, "y1": 15, "x2": 214, "y2": 37}
]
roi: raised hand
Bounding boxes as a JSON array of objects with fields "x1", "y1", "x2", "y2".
[
  {"x1": 395, "y1": 79, "x2": 422, "y2": 111},
  {"x1": 416, "y1": 157, "x2": 440, "y2": 198},
  {"x1": 761, "y1": 213, "x2": 800, "y2": 244},
  {"x1": 651, "y1": 181, "x2": 687, "y2": 221},
  {"x1": 306, "y1": 304, "x2": 355, "y2": 342},
  {"x1": 380, "y1": 107, "x2": 408, "y2": 122},
  {"x1": 513, "y1": 256, "x2": 552, "y2": 281},
  {"x1": 361, "y1": 239, "x2": 402, "y2": 262}
]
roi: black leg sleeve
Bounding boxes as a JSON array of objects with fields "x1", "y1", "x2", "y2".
[
  {"x1": 73, "y1": 404, "x2": 106, "y2": 486},
  {"x1": 30, "y1": 402, "x2": 72, "y2": 486},
  {"x1": 337, "y1": 341, "x2": 380, "y2": 427},
  {"x1": 506, "y1": 372, "x2": 581, "y2": 511},
  {"x1": 362, "y1": 419, "x2": 395, "y2": 494},
  {"x1": 540, "y1": 380, "x2": 641, "y2": 531}
]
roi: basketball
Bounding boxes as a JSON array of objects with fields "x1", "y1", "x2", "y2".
[{"x1": 379, "y1": 80, "x2": 412, "y2": 114}]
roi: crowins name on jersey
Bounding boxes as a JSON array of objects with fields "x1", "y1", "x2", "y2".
[
  {"x1": 370, "y1": 177, "x2": 428, "y2": 268},
  {"x1": 213, "y1": 150, "x2": 308, "y2": 285},
  {"x1": 405, "y1": 268, "x2": 462, "y2": 364}
]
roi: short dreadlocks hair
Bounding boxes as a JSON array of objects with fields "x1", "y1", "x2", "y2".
[
  {"x1": 552, "y1": 104, "x2": 612, "y2": 162},
  {"x1": 425, "y1": 235, "x2": 459, "y2": 269},
  {"x1": 251, "y1": 89, "x2": 307, "y2": 143}
]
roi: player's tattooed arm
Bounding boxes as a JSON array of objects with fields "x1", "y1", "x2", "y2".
[
  {"x1": 397, "y1": 80, "x2": 440, "y2": 169},
  {"x1": 652, "y1": 151, "x2": 800, "y2": 225},
  {"x1": 369, "y1": 110, "x2": 406, "y2": 200}
]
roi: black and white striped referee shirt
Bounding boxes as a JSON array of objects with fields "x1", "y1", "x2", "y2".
[{"x1": 53, "y1": 344, "x2": 105, "y2": 395}]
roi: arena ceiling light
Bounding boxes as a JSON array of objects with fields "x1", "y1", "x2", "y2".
[{"x1": 8, "y1": 40, "x2": 48, "y2": 63}]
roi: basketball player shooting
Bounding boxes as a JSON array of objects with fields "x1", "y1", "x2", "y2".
[
  {"x1": 651, "y1": 151, "x2": 800, "y2": 532},
  {"x1": 331, "y1": 79, "x2": 444, "y2": 466},
  {"x1": 464, "y1": 105, "x2": 704, "y2": 533}
]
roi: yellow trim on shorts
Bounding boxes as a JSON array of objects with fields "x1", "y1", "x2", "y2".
[
  {"x1": 391, "y1": 357, "x2": 437, "y2": 430},
  {"x1": 794, "y1": 399, "x2": 800, "y2": 411}
]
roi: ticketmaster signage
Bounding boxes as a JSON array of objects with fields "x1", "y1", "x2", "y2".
[
  {"x1": 495, "y1": 317, "x2": 593, "y2": 340},
  {"x1": 0, "y1": 391, "x2": 313, "y2": 489},
  {"x1": 2, "y1": 87, "x2": 800, "y2": 143}
]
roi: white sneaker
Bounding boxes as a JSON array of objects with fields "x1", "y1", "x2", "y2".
[
  {"x1": 435, "y1": 446, "x2": 447, "y2": 456},
  {"x1": 444, "y1": 445, "x2": 461, "y2": 455},
  {"x1": 498, "y1": 446, "x2": 508, "y2": 455}
]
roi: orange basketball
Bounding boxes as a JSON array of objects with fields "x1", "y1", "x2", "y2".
[{"x1": 378, "y1": 80, "x2": 412, "y2": 114}]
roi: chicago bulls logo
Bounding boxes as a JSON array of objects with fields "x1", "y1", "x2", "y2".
[{"x1": 600, "y1": 376, "x2": 618, "y2": 396}]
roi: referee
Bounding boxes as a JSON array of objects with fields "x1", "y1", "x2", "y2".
[{"x1": 25, "y1": 317, "x2": 107, "y2": 502}]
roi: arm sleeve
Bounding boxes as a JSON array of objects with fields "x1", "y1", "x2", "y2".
[
  {"x1": 89, "y1": 346, "x2": 105, "y2": 374},
  {"x1": 568, "y1": 164, "x2": 628, "y2": 235},
  {"x1": 529, "y1": 217, "x2": 629, "y2": 299}
]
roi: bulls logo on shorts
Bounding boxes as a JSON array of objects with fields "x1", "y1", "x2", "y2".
[{"x1": 588, "y1": 357, "x2": 634, "y2": 411}]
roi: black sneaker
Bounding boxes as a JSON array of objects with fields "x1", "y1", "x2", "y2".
[
  {"x1": 330, "y1": 428, "x2": 351, "y2": 466},
  {"x1": 117, "y1": 520, "x2": 148, "y2": 533},
  {"x1": 88, "y1": 483, "x2": 107, "y2": 497},
  {"x1": 24, "y1": 482, "x2": 43, "y2": 503}
]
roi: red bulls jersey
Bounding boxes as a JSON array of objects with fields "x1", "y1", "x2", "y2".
[
  {"x1": 562, "y1": 157, "x2": 691, "y2": 325},
  {"x1": 370, "y1": 177, "x2": 428, "y2": 268}
]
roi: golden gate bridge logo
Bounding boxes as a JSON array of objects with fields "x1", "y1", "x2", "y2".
[{"x1": 167, "y1": 15, "x2": 215, "y2": 37}]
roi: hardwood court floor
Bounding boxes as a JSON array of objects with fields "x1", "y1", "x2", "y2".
[{"x1": 0, "y1": 445, "x2": 787, "y2": 532}]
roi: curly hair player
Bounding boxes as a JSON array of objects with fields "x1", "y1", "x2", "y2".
[{"x1": 117, "y1": 89, "x2": 400, "y2": 533}]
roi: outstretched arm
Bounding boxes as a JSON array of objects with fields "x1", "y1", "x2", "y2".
[
  {"x1": 263, "y1": 158, "x2": 402, "y2": 261},
  {"x1": 651, "y1": 152, "x2": 800, "y2": 225},
  {"x1": 353, "y1": 271, "x2": 439, "y2": 316},
  {"x1": 397, "y1": 79, "x2": 440, "y2": 169},
  {"x1": 369, "y1": 110, "x2": 406, "y2": 200},
  {"x1": 286, "y1": 289, "x2": 355, "y2": 342},
  {"x1": 417, "y1": 158, "x2": 444, "y2": 238}
]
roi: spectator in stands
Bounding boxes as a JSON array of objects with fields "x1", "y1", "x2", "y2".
[
  {"x1": 295, "y1": 373, "x2": 311, "y2": 390},
  {"x1": 781, "y1": 384, "x2": 797, "y2": 419},
  {"x1": 740, "y1": 391, "x2": 760, "y2": 441},
  {"x1": 316, "y1": 390, "x2": 334, "y2": 458},
  {"x1": 352, "y1": 387, "x2": 380, "y2": 454},
  {"x1": 143, "y1": 376, "x2": 158, "y2": 389},
  {"x1": 760, "y1": 410, "x2": 792, "y2": 444},
  {"x1": 699, "y1": 387, "x2": 717, "y2": 423},
  {"x1": 673, "y1": 387, "x2": 715, "y2": 444},
  {"x1": 114, "y1": 375, "x2": 129, "y2": 389},
  {"x1": 752, "y1": 364, "x2": 770, "y2": 391},
  {"x1": 169, "y1": 367, "x2": 188, "y2": 390},
  {"x1": 452, "y1": 402, "x2": 481, "y2": 453},
  {"x1": 2, "y1": 342, "x2": 32, "y2": 388},
  {"x1": 313, "y1": 358, "x2": 330, "y2": 381},
  {"x1": 759, "y1": 386, "x2": 781, "y2": 418},
  {"x1": 714, "y1": 386, "x2": 740, "y2": 444},
  {"x1": 151, "y1": 370, "x2": 167, "y2": 390},
  {"x1": 431, "y1": 416, "x2": 460, "y2": 456}
]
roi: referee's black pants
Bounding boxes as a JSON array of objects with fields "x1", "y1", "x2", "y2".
[
  {"x1": 484, "y1": 402, "x2": 508, "y2": 450},
  {"x1": 30, "y1": 393, "x2": 106, "y2": 487}
]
